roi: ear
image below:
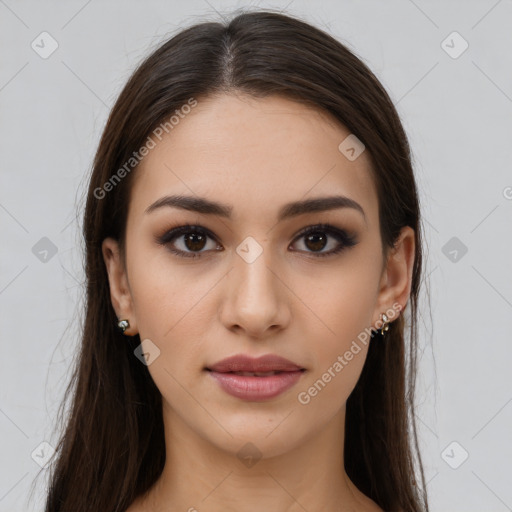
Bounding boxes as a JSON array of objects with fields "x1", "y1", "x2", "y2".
[
  {"x1": 101, "y1": 237, "x2": 138, "y2": 335},
  {"x1": 372, "y1": 226, "x2": 415, "y2": 326}
]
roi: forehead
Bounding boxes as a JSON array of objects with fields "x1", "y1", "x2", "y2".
[{"x1": 129, "y1": 93, "x2": 378, "y2": 226}]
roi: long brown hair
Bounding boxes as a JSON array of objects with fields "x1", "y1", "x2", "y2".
[{"x1": 40, "y1": 8, "x2": 430, "y2": 511}]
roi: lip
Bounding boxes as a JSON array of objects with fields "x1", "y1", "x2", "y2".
[
  {"x1": 207, "y1": 354, "x2": 303, "y2": 373},
  {"x1": 205, "y1": 354, "x2": 305, "y2": 401}
]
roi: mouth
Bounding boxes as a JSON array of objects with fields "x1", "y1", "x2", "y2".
[
  {"x1": 205, "y1": 353, "x2": 305, "y2": 374},
  {"x1": 205, "y1": 369, "x2": 305, "y2": 376},
  {"x1": 204, "y1": 354, "x2": 306, "y2": 401},
  {"x1": 206, "y1": 369, "x2": 305, "y2": 401}
]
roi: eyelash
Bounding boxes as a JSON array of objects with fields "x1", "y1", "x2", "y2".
[{"x1": 155, "y1": 223, "x2": 358, "y2": 259}]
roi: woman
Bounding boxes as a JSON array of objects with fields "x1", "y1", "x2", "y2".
[{"x1": 43, "y1": 9, "x2": 429, "y2": 512}]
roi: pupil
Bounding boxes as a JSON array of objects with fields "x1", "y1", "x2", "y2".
[
  {"x1": 305, "y1": 233, "x2": 326, "y2": 252},
  {"x1": 185, "y1": 233, "x2": 206, "y2": 251}
]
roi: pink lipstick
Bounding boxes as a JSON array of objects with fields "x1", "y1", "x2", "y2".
[{"x1": 206, "y1": 354, "x2": 305, "y2": 401}]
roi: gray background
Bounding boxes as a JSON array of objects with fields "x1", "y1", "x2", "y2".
[{"x1": 1, "y1": 0, "x2": 511, "y2": 510}]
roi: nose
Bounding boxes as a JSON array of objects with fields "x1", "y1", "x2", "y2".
[{"x1": 219, "y1": 242, "x2": 291, "y2": 339}]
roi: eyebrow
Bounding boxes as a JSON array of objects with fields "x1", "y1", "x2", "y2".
[{"x1": 145, "y1": 194, "x2": 366, "y2": 224}]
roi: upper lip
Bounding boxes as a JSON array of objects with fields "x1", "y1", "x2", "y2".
[{"x1": 206, "y1": 354, "x2": 304, "y2": 373}]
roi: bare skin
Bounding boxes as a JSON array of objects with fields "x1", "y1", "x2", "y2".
[{"x1": 103, "y1": 93, "x2": 415, "y2": 512}]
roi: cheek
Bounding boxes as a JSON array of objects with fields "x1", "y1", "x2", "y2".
[
  {"x1": 301, "y1": 257, "x2": 380, "y2": 348},
  {"x1": 127, "y1": 243, "x2": 216, "y2": 340},
  {"x1": 296, "y1": 296, "x2": 371, "y2": 417},
  {"x1": 294, "y1": 257, "x2": 380, "y2": 409},
  {"x1": 126, "y1": 250, "x2": 214, "y2": 406}
]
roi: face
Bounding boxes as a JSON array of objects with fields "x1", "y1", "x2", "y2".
[{"x1": 102, "y1": 93, "x2": 413, "y2": 460}]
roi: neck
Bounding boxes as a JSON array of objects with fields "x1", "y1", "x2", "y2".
[{"x1": 136, "y1": 401, "x2": 375, "y2": 512}]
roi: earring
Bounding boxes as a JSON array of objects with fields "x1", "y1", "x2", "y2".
[
  {"x1": 379, "y1": 313, "x2": 390, "y2": 336},
  {"x1": 371, "y1": 313, "x2": 390, "y2": 339},
  {"x1": 117, "y1": 319, "x2": 130, "y2": 334}
]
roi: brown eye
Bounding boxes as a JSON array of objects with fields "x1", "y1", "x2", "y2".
[
  {"x1": 183, "y1": 232, "x2": 208, "y2": 252},
  {"x1": 156, "y1": 222, "x2": 358, "y2": 260},
  {"x1": 304, "y1": 232, "x2": 328, "y2": 252},
  {"x1": 156, "y1": 225, "x2": 221, "y2": 259},
  {"x1": 290, "y1": 223, "x2": 358, "y2": 258}
]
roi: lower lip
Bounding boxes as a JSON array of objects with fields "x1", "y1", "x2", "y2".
[{"x1": 208, "y1": 370, "x2": 304, "y2": 400}]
